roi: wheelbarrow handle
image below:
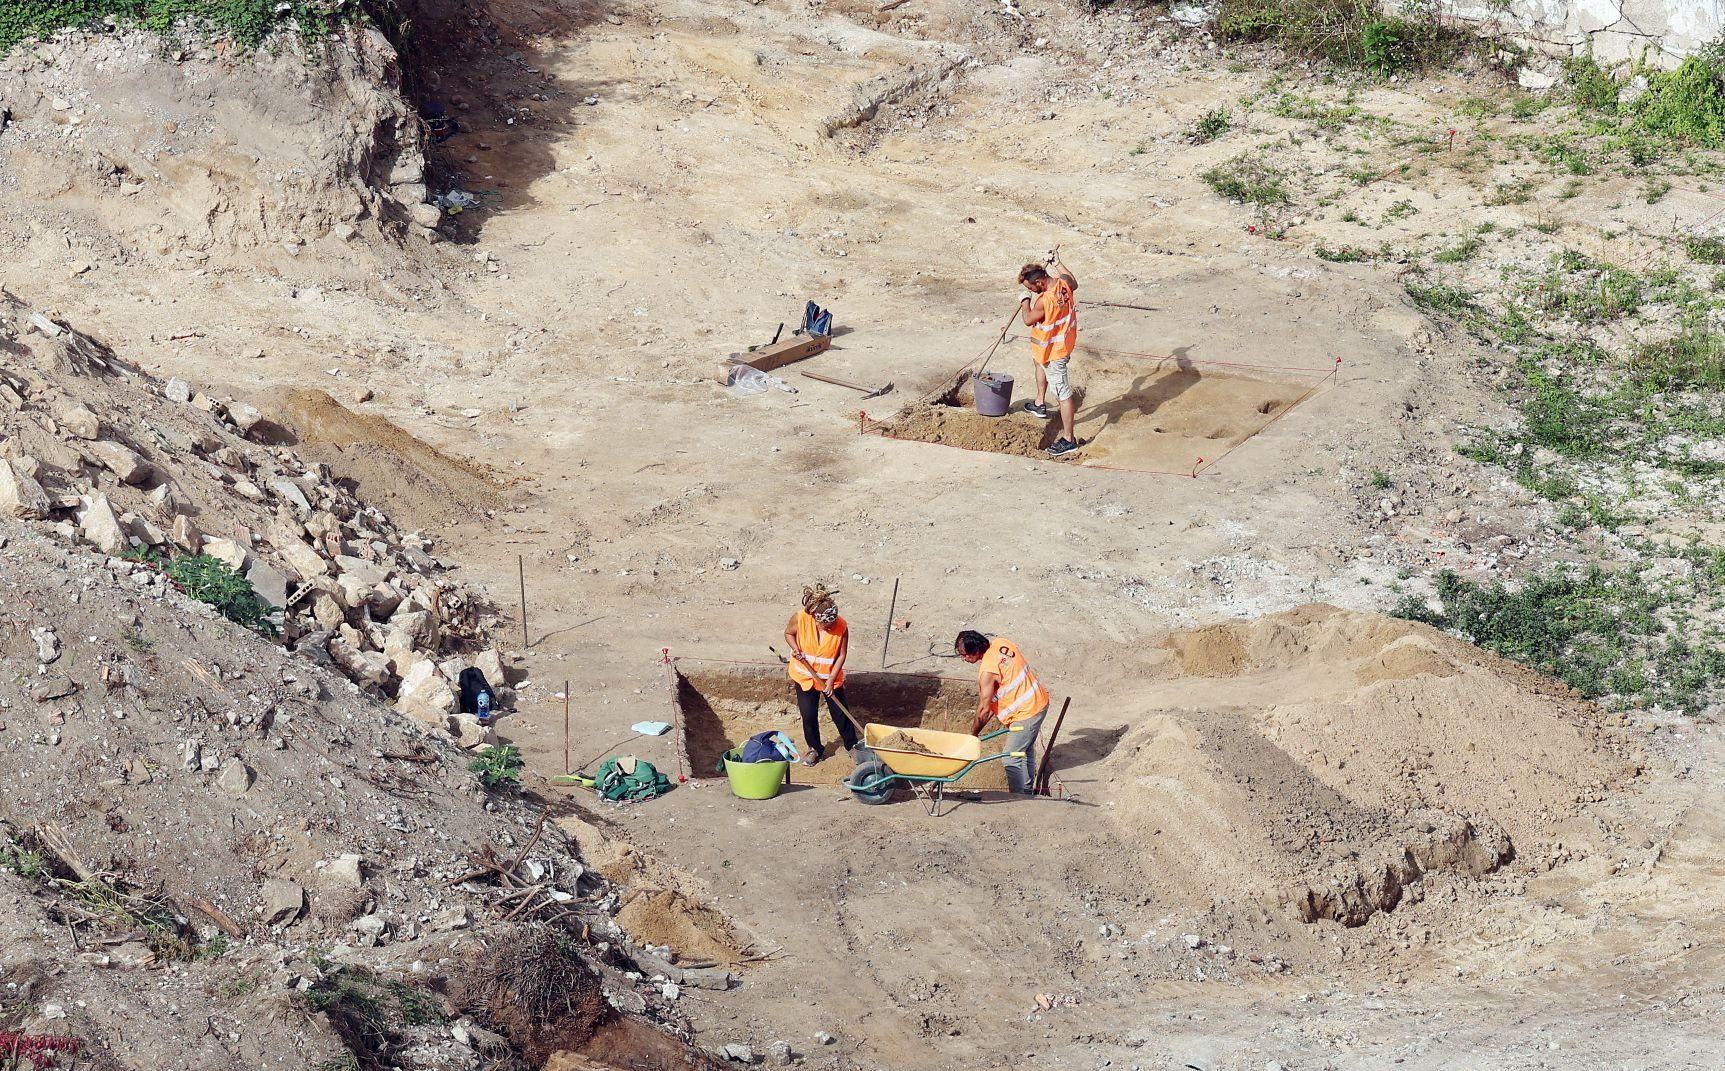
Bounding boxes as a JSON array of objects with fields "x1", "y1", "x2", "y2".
[{"x1": 977, "y1": 724, "x2": 1025, "y2": 742}]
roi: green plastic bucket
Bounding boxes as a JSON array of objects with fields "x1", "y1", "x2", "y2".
[{"x1": 723, "y1": 750, "x2": 789, "y2": 800}]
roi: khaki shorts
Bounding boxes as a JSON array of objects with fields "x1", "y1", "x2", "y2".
[{"x1": 1043, "y1": 358, "x2": 1073, "y2": 402}]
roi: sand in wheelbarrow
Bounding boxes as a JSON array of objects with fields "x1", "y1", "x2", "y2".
[{"x1": 877, "y1": 730, "x2": 937, "y2": 755}]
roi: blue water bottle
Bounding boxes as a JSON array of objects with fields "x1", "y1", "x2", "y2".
[{"x1": 476, "y1": 690, "x2": 492, "y2": 725}]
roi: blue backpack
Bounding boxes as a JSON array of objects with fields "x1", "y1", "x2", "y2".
[{"x1": 740, "y1": 730, "x2": 797, "y2": 763}]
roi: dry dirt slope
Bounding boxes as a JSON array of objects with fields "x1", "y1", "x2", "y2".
[{"x1": 0, "y1": 298, "x2": 723, "y2": 1070}]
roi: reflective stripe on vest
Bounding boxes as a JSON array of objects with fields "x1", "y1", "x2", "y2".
[
  {"x1": 788, "y1": 611, "x2": 846, "y2": 690},
  {"x1": 981, "y1": 638, "x2": 1049, "y2": 725},
  {"x1": 1030, "y1": 278, "x2": 1077, "y2": 363}
]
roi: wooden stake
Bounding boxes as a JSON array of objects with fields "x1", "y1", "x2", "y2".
[
  {"x1": 881, "y1": 576, "x2": 900, "y2": 669},
  {"x1": 563, "y1": 679, "x2": 571, "y2": 774},
  {"x1": 518, "y1": 554, "x2": 529, "y2": 649}
]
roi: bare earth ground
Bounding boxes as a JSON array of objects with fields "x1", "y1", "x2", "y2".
[{"x1": 4, "y1": 0, "x2": 1725, "y2": 1067}]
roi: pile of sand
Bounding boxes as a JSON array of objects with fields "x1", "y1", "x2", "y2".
[
  {"x1": 1105, "y1": 605, "x2": 1636, "y2": 925},
  {"x1": 615, "y1": 889, "x2": 746, "y2": 965},
  {"x1": 877, "y1": 729, "x2": 937, "y2": 755}
]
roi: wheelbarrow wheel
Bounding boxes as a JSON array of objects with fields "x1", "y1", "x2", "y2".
[{"x1": 847, "y1": 761, "x2": 895, "y2": 806}]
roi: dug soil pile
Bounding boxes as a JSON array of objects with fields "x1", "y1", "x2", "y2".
[{"x1": 1105, "y1": 604, "x2": 1639, "y2": 926}]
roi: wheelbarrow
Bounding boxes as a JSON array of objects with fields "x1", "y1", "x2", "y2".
[{"x1": 844, "y1": 723, "x2": 1026, "y2": 816}]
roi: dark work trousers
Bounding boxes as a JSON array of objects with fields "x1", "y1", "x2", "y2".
[{"x1": 796, "y1": 685, "x2": 858, "y2": 754}]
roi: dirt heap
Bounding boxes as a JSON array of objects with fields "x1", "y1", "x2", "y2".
[
  {"x1": 0, "y1": 22, "x2": 437, "y2": 264},
  {"x1": 1105, "y1": 605, "x2": 1637, "y2": 926},
  {"x1": 0, "y1": 290, "x2": 516, "y2": 747}
]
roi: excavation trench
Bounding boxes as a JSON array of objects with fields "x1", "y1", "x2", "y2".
[
  {"x1": 881, "y1": 352, "x2": 1308, "y2": 468},
  {"x1": 673, "y1": 663, "x2": 1008, "y2": 791}
]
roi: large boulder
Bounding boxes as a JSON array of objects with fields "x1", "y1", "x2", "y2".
[
  {"x1": 77, "y1": 494, "x2": 128, "y2": 555},
  {"x1": 0, "y1": 459, "x2": 51, "y2": 519},
  {"x1": 87, "y1": 440, "x2": 152, "y2": 484}
]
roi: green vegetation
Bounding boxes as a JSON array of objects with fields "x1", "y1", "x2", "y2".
[
  {"x1": 1369, "y1": 469, "x2": 1391, "y2": 490},
  {"x1": 468, "y1": 744, "x2": 524, "y2": 791},
  {"x1": 1633, "y1": 43, "x2": 1725, "y2": 148},
  {"x1": 1314, "y1": 242, "x2": 1374, "y2": 262},
  {"x1": 1687, "y1": 234, "x2": 1725, "y2": 264},
  {"x1": 1188, "y1": 106, "x2": 1233, "y2": 144},
  {"x1": 1201, "y1": 152, "x2": 1290, "y2": 206},
  {"x1": 1215, "y1": 0, "x2": 1466, "y2": 76},
  {"x1": 1432, "y1": 235, "x2": 1481, "y2": 263},
  {"x1": 1565, "y1": 45, "x2": 1725, "y2": 149},
  {"x1": 304, "y1": 961, "x2": 445, "y2": 1070},
  {"x1": 1395, "y1": 564, "x2": 1725, "y2": 715},
  {"x1": 163, "y1": 553, "x2": 278, "y2": 635},
  {"x1": 0, "y1": 0, "x2": 364, "y2": 53}
]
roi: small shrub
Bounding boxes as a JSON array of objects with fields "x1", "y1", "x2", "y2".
[
  {"x1": 1214, "y1": 0, "x2": 1464, "y2": 74},
  {"x1": 1686, "y1": 234, "x2": 1725, "y2": 264},
  {"x1": 1188, "y1": 107, "x2": 1233, "y2": 144},
  {"x1": 1314, "y1": 242, "x2": 1373, "y2": 262},
  {"x1": 468, "y1": 745, "x2": 523, "y2": 791},
  {"x1": 1564, "y1": 55, "x2": 1622, "y2": 114},
  {"x1": 1369, "y1": 469, "x2": 1391, "y2": 490},
  {"x1": 164, "y1": 554, "x2": 278, "y2": 635},
  {"x1": 1201, "y1": 153, "x2": 1291, "y2": 206},
  {"x1": 1432, "y1": 236, "x2": 1481, "y2": 263}
]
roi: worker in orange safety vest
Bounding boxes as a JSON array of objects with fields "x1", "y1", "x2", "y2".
[
  {"x1": 1018, "y1": 250, "x2": 1080, "y2": 457},
  {"x1": 955, "y1": 630, "x2": 1051, "y2": 795},
  {"x1": 784, "y1": 583, "x2": 856, "y2": 767}
]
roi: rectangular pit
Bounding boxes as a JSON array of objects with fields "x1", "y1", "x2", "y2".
[
  {"x1": 882, "y1": 351, "x2": 1315, "y2": 469},
  {"x1": 672, "y1": 662, "x2": 1008, "y2": 790}
]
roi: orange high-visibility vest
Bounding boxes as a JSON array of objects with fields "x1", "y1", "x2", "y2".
[
  {"x1": 979, "y1": 637, "x2": 1049, "y2": 725},
  {"x1": 788, "y1": 611, "x2": 847, "y2": 692},
  {"x1": 1030, "y1": 276, "x2": 1077, "y2": 366}
]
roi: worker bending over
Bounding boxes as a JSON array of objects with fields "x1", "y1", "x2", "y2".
[
  {"x1": 785, "y1": 583, "x2": 856, "y2": 767},
  {"x1": 955, "y1": 630, "x2": 1050, "y2": 795},
  {"x1": 1018, "y1": 251, "x2": 1079, "y2": 457}
]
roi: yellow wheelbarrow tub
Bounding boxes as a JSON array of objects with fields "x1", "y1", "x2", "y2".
[{"x1": 862, "y1": 723, "x2": 980, "y2": 779}]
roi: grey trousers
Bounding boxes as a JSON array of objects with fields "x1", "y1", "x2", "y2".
[{"x1": 1001, "y1": 708, "x2": 1046, "y2": 795}]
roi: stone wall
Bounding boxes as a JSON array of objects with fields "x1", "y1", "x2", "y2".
[{"x1": 1428, "y1": 0, "x2": 1724, "y2": 66}]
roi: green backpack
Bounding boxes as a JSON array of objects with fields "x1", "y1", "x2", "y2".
[{"x1": 595, "y1": 755, "x2": 673, "y2": 802}]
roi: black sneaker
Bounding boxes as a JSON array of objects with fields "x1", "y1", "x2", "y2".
[
  {"x1": 1023, "y1": 401, "x2": 1051, "y2": 419},
  {"x1": 1046, "y1": 437, "x2": 1079, "y2": 457}
]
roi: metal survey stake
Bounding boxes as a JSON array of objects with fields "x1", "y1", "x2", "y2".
[
  {"x1": 518, "y1": 554, "x2": 528, "y2": 649},
  {"x1": 563, "y1": 679, "x2": 571, "y2": 774},
  {"x1": 882, "y1": 576, "x2": 899, "y2": 668}
]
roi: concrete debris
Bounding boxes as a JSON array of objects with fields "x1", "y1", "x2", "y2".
[
  {"x1": 87, "y1": 440, "x2": 152, "y2": 484},
  {"x1": 218, "y1": 758, "x2": 254, "y2": 796},
  {"x1": 322, "y1": 853, "x2": 365, "y2": 889},
  {"x1": 0, "y1": 460, "x2": 52, "y2": 519},
  {"x1": 30, "y1": 676, "x2": 77, "y2": 702},
  {"x1": 721, "y1": 1043, "x2": 757, "y2": 1064},
  {"x1": 77, "y1": 494, "x2": 129, "y2": 555},
  {"x1": 31, "y1": 626, "x2": 60, "y2": 664},
  {"x1": 59, "y1": 404, "x2": 101, "y2": 440},
  {"x1": 261, "y1": 879, "x2": 304, "y2": 926}
]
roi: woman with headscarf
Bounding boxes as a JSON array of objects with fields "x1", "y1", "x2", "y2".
[{"x1": 783, "y1": 583, "x2": 856, "y2": 767}]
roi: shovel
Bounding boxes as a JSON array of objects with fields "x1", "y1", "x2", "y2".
[
  {"x1": 799, "y1": 371, "x2": 893, "y2": 399},
  {"x1": 769, "y1": 645, "x2": 871, "y2": 742}
]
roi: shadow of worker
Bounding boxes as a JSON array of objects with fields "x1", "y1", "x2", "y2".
[{"x1": 1076, "y1": 345, "x2": 1202, "y2": 443}]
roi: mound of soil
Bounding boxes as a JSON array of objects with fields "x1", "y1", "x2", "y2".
[
  {"x1": 615, "y1": 889, "x2": 745, "y2": 965},
  {"x1": 270, "y1": 388, "x2": 503, "y2": 531},
  {"x1": 1110, "y1": 605, "x2": 1637, "y2": 926}
]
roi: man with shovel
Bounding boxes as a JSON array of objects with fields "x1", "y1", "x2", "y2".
[
  {"x1": 1018, "y1": 250, "x2": 1080, "y2": 457},
  {"x1": 955, "y1": 630, "x2": 1050, "y2": 795}
]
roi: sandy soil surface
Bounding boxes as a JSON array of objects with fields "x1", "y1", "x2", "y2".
[{"x1": 4, "y1": 0, "x2": 1724, "y2": 1067}]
